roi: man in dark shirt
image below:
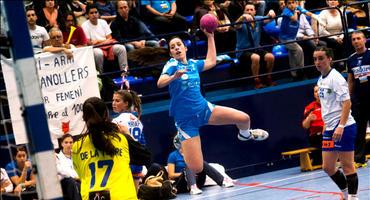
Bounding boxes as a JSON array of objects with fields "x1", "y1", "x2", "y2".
[
  {"x1": 347, "y1": 30, "x2": 370, "y2": 168},
  {"x1": 111, "y1": 0, "x2": 159, "y2": 52}
]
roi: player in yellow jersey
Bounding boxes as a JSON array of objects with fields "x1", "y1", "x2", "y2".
[{"x1": 72, "y1": 97, "x2": 137, "y2": 200}]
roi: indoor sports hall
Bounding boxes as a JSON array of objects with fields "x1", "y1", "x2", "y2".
[{"x1": 1, "y1": 1, "x2": 369, "y2": 199}]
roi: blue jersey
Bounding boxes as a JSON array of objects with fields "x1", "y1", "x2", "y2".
[
  {"x1": 167, "y1": 150, "x2": 186, "y2": 173},
  {"x1": 161, "y1": 58, "x2": 207, "y2": 120},
  {"x1": 279, "y1": 7, "x2": 300, "y2": 40},
  {"x1": 347, "y1": 48, "x2": 370, "y2": 103},
  {"x1": 141, "y1": 0, "x2": 174, "y2": 14},
  {"x1": 5, "y1": 161, "x2": 32, "y2": 180}
]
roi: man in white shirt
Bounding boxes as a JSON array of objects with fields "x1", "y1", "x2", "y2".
[
  {"x1": 82, "y1": 3, "x2": 128, "y2": 73},
  {"x1": 26, "y1": 7, "x2": 49, "y2": 54},
  {"x1": 296, "y1": 14, "x2": 325, "y2": 67}
]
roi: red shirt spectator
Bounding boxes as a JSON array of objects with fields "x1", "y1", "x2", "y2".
[
  {"x1": 303, "y1": 101, "x2": 324, "y2": 136},
  {"x1": 62, "y1": 13, "x2": 88, "y2": 47}
]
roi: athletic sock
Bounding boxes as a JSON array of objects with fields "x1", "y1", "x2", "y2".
[
  {"x1": 346, "y1": 173, "x2": 358, "y2": 195},
  {"x1": 330, "y1": 170, "x2": 348, "y2": 190},
  {"x1": 341, "y1": 188, "x2": 348, "y2": 200},
  {"x1": 239, "y1": 129, "x2": 251, "y2": 138}
]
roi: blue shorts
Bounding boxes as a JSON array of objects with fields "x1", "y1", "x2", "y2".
[
  {"x1": 176, "y1": 102, "x2": 214, "y2": 142},
  {"x1": 322, "y1": 123, "x2": 357, "y2": 151}
]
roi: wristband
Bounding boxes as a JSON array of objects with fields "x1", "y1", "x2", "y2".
[{"x1": 338, "y1": 124, "x2": 345, "y2": 128}]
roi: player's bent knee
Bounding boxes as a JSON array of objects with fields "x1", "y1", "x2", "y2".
[
  {"x1": 240, "y1": 112, "x2": 250, "y2": 123},
  {"x1": 341, "y1": 163, "x2": 356, "y2": 175},
  {"x1": 322, "y1": 165, "x2": 336, "y2": 176}
]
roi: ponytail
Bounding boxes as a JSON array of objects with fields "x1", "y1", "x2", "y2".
[
  {"x1": 129, "y1": 90, "x2": 142, "y2": 118},
  {"x1": 82, "y1": 97, "x2": 120, "y2": 157}
]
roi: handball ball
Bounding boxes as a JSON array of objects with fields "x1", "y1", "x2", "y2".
[{"x1": 200, "y1": 14, "x2": 218, "y2": 33}]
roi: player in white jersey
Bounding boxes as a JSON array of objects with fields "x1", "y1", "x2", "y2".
[
  {"x1": 111, "y1": 89, "x2": 145, "y2": 191},
  {"x1": 314, "y1": 47, "x2": 358, "y2": 200}
]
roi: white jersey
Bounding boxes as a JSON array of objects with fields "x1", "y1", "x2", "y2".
[
  {"x1": 29, "y1": 25, "x2": 49, "y2": 54},
  {"x1": 112, "y1": 113, "x2": 145, "y2": 144},
  {"x1": 317, "y1": 68, "x2": 356, "y2": 130},
  {"x1": 81, "y1": 19, "x2": 111, "y2": 41}
]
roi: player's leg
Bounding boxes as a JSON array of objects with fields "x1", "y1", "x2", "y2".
[
  {"x1": 181, "y1": 136, "x2": 204, "y2": 173},
  {"x1": 339, "y1": 151, "x2": 358, "y2": 200},
  {"x1": 208, "y1": 105, "x2": 268, "y2": 141},
  {"x1": 323, "y1": 151, "x2": 349, "y2": 198}
]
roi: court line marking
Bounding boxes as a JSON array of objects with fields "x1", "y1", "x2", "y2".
[
  {"x1": 237, "y1": 182, "x2": 342, "y2": 199},
  {"x1": 189, "y1": 170, "x2": 326, "y2": 199}
]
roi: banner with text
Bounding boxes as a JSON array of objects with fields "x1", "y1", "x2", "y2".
[{"x1": 3, "y1": 47, "x2": 100, "y2": 147}]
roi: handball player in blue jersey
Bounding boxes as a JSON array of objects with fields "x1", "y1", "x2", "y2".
[{"x1": 157, "y1": 29, "x2": 269, "y2": 174}]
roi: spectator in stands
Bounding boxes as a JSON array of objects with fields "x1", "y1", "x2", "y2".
[
  {"x1": 194, "y1": 0, "x2": 236, "y2": 53},
  {"x1": 82, "y1": 3, "x2": 128, "y2": 73},
  {"x1": 168, "y1": 135, "x2": 233, "y2": 195},
  {"x1": 279, "y1": 0, "x2": 322, "y2": 81},
  {"x1": 251, "y1": 0, "x2": 266, "y2": 16},
  {"x1": 72, "y1": 97, "x2": 137, "y2": 200},
  {"x1": 111, "y1": 0, "x2": 159, "y2": 53},
  {"x1": 303, "y1": 0, "x2": 327, "y2": 10},
  {"x1": 302, "y1": 85, "x2": 323, "y2": 166},
  {"x1": 67, "y1": 0, "x2": 87, "y2": 26},
  {"x1": 235, "y1": 3, "x2": 276, "y2": 88},
  {"x1": 224, "y1": 0, "x2": 265, "y2": 18},
  {"x1": 227, "y1": 0, "x2": 247, "y2": 22},
  {"x1": 296, "y1": 13, "x2": 326, "y2": 68},
  {"x1": 157, "y1": 29, "x2": 269, "y2": 178},
  {"x1": 313, "y1": 47, "x2": 359, "y2": 200},
  {"x1": 26, "y1": 7, "x2": 50, "y2": 54},
  {"x1": 95, "y1": 0, "x2": 116, "y2": 23},
  {"x1": 141, "y1": 0, "x2": 187, "y2": 34},
  {"x1": 347, "y1": 31, "x2": 370, "y2": 168},
  {"x1": 61, "y1": 12, "x2": 88, "y2": 47},
  {"x1": 43, "y1": 27, "x2": 75, "y2": 60},
  {"x1": 5, "y1": 146, "x2": 37, "y2": 197},
  {"x1": 36, "y1": 0, "x2": 66, "y2": 31},
  {"x1": 56, "y1": 134, "x2": 81, "y2": 200},
  {"x1": 111, "y1": 89, "x2": 146, "y2": 191},
  {"x1": 266, "y1": 0, "x2": 285, "y2": 15},
  {"x1": 127, "y1": 0, "x2": 141, "y2": 18},
  {"x1": 1, "y1": 168, "x2": 13, "y2": 194},
  {"x1": 314, "y1": 0, "x2": 345, "y2": 70}
]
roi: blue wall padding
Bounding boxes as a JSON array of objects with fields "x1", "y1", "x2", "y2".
[{"x1": 141, "y1": 81, "x2": 316, "y2": 178}]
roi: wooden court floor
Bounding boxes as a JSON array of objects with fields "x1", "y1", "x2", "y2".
[{"x1": 176, "y1": 162, "x2": 370, "y2": 200}]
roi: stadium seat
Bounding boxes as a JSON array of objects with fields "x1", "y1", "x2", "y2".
[
  {"x1": 272, "y1": 44, "x2": 288, "y2": 59},
  {"x1": 263, "y1": 20, "x2": 280, "y2": 39},
  {"x1": 184, "y1": 15, "x2": 194, "y2": 25}
]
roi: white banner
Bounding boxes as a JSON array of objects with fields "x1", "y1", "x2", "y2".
[{"x1": 3, "y1": 47, "x2": 100, "y2": 147}]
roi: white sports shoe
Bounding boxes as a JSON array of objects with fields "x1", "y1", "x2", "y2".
[
  {"x1": 190, "y1": 187, "x2": 202, "y2": 195},
  {"x1": 238, "y1": 129, "x2": 269, "y2": 141},
  {"x1": 222, "y1": 177, "x2": 234, "y2": 188}
]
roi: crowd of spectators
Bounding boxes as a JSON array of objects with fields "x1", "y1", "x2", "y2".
[
  {"x1": 1, "y1": 1, "x2": 369, "y2": 199},
  {"x1": 14, "y1": 0, "x2": 367, "y2": 89}
]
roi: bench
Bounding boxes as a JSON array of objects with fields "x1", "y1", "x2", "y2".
[{"x1": 281, "y1": 147, "x2": 322, "y2": 171}]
